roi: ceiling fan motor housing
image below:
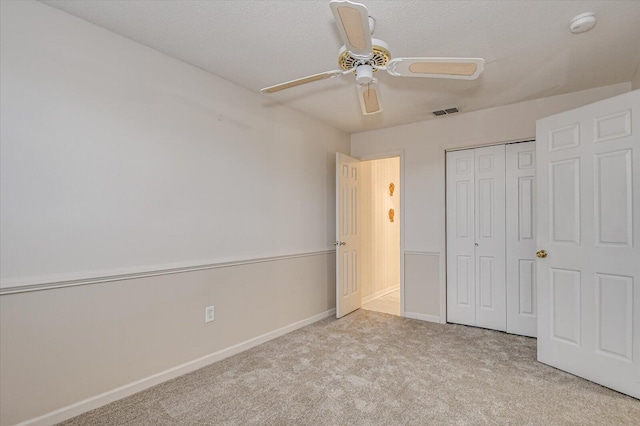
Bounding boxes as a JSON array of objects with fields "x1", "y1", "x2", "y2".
[{"x1": 338, "y1": 38, "x2": 391, "y2": 71}]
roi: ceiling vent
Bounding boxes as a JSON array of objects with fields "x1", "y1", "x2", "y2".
[{"x1": 433, "y1": 107, "x2": 459, "y2": 116}]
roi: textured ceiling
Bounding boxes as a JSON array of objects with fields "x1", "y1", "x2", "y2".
[{"x1": 40, "y1": 0, "x2": 640, "y2": 133}]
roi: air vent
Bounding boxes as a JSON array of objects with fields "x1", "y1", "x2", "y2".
[{"x1": 433, "y1": 107, "x2": 459, "y2": 117}]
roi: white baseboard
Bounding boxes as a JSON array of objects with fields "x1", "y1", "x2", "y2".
[
  {"x1": 14, "y1": 308, "x2": 336, "y2": 426},
  {"x1": 361, "y1": 285, "x2": 399, "y2": 304},
  {"x1": 404, "y1": 311, "x2": 442, "y2": 324}
]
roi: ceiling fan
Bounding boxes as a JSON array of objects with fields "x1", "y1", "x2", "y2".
[{"x1": 260, "y1": 0, "x2": 485, "y2": 116}]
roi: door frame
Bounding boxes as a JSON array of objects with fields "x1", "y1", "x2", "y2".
[
  {"x1": 442, "y1": 139, "x2": 535, "y2": 324},
  {"x1": 357, "y1": 150, "x2": 406, "y2": 317}
]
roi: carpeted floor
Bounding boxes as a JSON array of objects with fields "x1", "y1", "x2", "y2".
[{"x1": 59, "y1": 310, "x2": 640, "y2": 425}]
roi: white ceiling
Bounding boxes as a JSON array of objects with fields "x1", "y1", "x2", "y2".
[{"x1": 40, "y1": 0, "x2": 640, "y2": 133}]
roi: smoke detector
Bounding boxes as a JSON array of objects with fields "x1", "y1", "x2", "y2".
[{"x1": 570, "y1": 12, "x2": 596, "y2": 34}]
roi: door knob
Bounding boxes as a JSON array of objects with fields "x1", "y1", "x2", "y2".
[
  {"x1": 333, "y1": 241, "x2": 340, "y2": 246},
  {"x1": 340, "y1": 242, "x2": 347, "y2": 246},
  {"x1": 536, "y1": 250, "x2": 548, "y2": 259}
]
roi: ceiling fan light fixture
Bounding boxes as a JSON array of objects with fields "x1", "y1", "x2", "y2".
[{"x1": 355, "y1": 64, "x2": 374, "y2": 85}]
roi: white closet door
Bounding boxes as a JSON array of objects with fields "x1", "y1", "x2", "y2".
[
  {"x1": 446, "y1": 149, "x2": 476, "y2": 326},
  {"x1": 474, "y1": 145, "x2": 506, "y2": 331},
  {"x1": 506, "y1": 142, "x2": 537, "y2": 337}
]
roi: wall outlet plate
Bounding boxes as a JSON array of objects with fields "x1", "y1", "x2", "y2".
[{"x1": 205, "y1": 305, "x2": 215, "y2": 323}]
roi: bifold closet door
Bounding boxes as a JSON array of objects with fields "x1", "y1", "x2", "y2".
[
  {"x1": 447, "y1": 145, "x2": 506, "y2": 330},
  {"x1": 446, "y1": 149, "x2": 476, "y2": 326},
  {"x1": 506, "y1": 142, "x2": 537, "y2": 337},
  {"x1": 474, "y1": 145, "x2": 506, "y2": 330}
]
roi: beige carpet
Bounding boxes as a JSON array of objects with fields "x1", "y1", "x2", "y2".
[{"x1": 59, "y1": 310, "x2": 639, "y2": 425}]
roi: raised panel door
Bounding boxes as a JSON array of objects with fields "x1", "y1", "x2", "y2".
[
  {"x1": 474, "y1": 145, "x2": 506, "y2": 331},
  {"x1": 536, "y1": 89, "x2": 640, "y2": 398},
  {"x1": 506, "y1": 141, "x2": 537, "y2": 337},
  {"x1": 446, "y1": 150, "x2": 476, "y2": 326}
]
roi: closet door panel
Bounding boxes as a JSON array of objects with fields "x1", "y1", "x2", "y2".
[
  {"x1": 446, "y1": 150, "x2": 476, "y2": 326},
  {"x1": 506, "y1": 142, "x2": 537, "y2": 337},
  {"x1": 474, "y1": 145, "x2": 506, "y2": 331}
]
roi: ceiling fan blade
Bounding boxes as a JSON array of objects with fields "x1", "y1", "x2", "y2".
[
  {"x1": 386, "y1": 57, "x2": 485, "y2": 80},
  {"x1": 357, "y1": 82, "x2": 382, "y2": 115},
  {"x1": 260, "y1": 70, "x2": 344, "y2": 94},
  {"x1": 330, "y1": 0, "x2": 373, "y2": 59}
]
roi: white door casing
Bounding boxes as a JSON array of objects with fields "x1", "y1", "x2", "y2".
[
  {"x1": 536, "y1": 89, "x2": 640, "y2": 398},
  {"x1": 446, "y1": 145, "x2": 506, "y2": 330},
  {"x1": 474, "y1": 145, "x2": 507, "y2": 331},
  {"x1": 506, "y1": 141, "x2": 537, "y2": 337},
  {"x1": 446, "y1": 149, "x2": 476, "y2": 326},
  {"x1": 336, "y1": 153, "x2": 361, "y2": 318}
]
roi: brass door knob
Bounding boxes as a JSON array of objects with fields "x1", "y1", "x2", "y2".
[{"x1": 536, "y1": 250, "x2": 548, "y2": 259}]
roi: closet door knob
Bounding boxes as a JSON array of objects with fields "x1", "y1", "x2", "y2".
[{"x1": 536, "y1": 250, "x2": 548, "y2": 258}]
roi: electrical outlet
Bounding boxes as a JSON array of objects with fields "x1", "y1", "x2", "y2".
[{"x1": 205, "y1": 305, "x2": 215, "y2": 323}]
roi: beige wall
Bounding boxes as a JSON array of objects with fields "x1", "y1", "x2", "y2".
[
  {"x1": 633, "y1": 68, "x2": 640, "y2": 90},
  {"x1": 351, "y1": 82, "x2": 632, "y2": 323},
  {"x1": 0, "y1": 254, "x2": 335, "y2": 426},
  {"x1": 0, "y1": 2, "x2": 348, "y2": 425},
  {"x1": 359, "y1": 158, "x2": 400, "y2": 301}
]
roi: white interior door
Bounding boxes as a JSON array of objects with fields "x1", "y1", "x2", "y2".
[
  {"x1": 474, "y1": 145, "x2": 506, "y2": 331},
  {"x1": 536, "y1": 90, "x2": 640, "y2": 398},
  {"x1": 446, "y1": 149, "x2": 476, "y2": 326},
  {"x1": 506, "y1": 141, "x2": 537, "y2": 337},
  {"x1": 336, "y1": 153, "x2": 361, "y2": 318}
]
